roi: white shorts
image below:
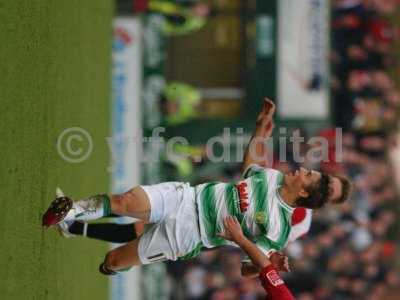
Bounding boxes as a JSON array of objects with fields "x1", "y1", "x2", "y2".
[{"x1": 138, "y1": 182, "x2": 202, "y2": 264}]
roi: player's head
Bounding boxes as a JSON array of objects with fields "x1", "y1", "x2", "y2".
[
  {"x1": 328, "y1": 174, "x2": 352, "y2": 205},
  {"x1": 284, "y1": 167, "x2": 352, "y2": 209}
]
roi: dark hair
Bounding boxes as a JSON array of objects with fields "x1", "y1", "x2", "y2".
[{"x1": 295, "y1": 173, "x2": 331, "y2": 209}]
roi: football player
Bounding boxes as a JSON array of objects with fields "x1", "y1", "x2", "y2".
[{"x1": 43, "y1": 98, "x2": 351, "y2": 275}]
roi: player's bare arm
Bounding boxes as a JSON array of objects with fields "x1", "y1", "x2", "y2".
[
  {"x1": 219, "y1": 216, "x2": 270, "y2": 269},
  {"x1": 242, "y1": 98, "x2": 276, "y2": 173},
  {"x1": 219, "y1": 216, "x2": 290, "y2": 277},
  {"x1": 220, "y1": 216, "x2": 295, "y2": 300}
]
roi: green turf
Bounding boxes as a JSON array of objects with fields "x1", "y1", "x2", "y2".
[{"x1": 0, "y1": 1, "x2": 113, "y2": 299}]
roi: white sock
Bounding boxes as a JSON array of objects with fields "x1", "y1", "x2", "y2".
[{"x1": 64, "y1": 194, "x2": 111, "y2": 222}]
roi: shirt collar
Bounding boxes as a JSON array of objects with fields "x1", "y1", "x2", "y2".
[{"x1": 276, "y1": 188, "x2": 295, "y2": 213}]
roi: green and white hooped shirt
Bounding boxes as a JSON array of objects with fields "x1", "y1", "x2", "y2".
[{"x1": 195, "y1": 164, "x2": 294, "y2": 255}]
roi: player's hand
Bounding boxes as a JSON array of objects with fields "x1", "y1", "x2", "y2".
[
  {"x1": 218, "y1": 216, "x2": 245, "y2": 243},
  {"x1": 255, "y1": 98, "x2": 275, "y2": 137},
  {"x1": 269, "y1": 251, "x2": 290, "y2": 272},
  {"x1": 256, "y1": 98, "x2": 275, "y2": 124}
]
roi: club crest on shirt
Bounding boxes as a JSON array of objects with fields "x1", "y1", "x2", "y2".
[
  {"x1": 255, "y1": 212, "x2": 266, "y2": 224},
  {"x1": 266, "y1": 270, "x2": 284, "y2": 287}
]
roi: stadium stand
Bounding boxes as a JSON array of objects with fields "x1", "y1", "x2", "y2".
[{"x1": 158, "y1": 1, "x2": 400, "y2": 299}]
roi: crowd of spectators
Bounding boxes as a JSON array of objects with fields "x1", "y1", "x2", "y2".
[{"x1": 162, "y1": 0, "x2": 400, "y2": 299}]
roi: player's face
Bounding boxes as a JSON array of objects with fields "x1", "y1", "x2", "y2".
[
  {"x1": 286, "y1": 168, "x2": 344, "y2": 204},
  {"x1": 285, "y1": 167, "x2": 321, "y2": 194},
  {"x1": 328, "y1": 176, "x2": 343, "y2": 204}
]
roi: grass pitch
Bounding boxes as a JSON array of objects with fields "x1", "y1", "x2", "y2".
[{"x1": 0, "y1": 1, "x2": 114, "y2": 299}]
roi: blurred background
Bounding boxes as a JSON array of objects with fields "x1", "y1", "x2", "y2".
[
  {"x1": 1, "y1": 0, "x2": 399, "y2": 299},
  {"x1": 113, "y1": 0, "x2": 400, "y2": 299}
]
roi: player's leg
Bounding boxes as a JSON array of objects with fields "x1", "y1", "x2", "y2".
[
  {"x1": 67, "y1": 186, "x2": 150, "y2": 221},
  {"x1": 110, "y1": 186, "x2": 151, "y2": 220},
  {"x1": 59, "y1": 220, "x2": 145, "y2": 243},
  {"x1": 100, "y1": 221, "x2": 171, "y2": 275},
  {"x1": 98, "y1": 183, "x2": 203, "y2": 275},
  {"x1": 100, "y1": 238, "x2": 142, "y2": 275},
  {"x1": 67, "y1": 182, "x2": 187, "y2": 223},
  {"x1": 42, "y1": 186, "x2": 151, "y2": 227},
  {"x1": 109, "y1": 182, "x2": 193, "y2": 223}
]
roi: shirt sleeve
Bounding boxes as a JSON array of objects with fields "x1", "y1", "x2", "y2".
[
  {"x1": 241, "y1": 236, "x2": 278, "y2": 264},
  {"x1": 259, "y1": 265, "x2": 295, "y2": 300},
  {"x1": 242, "y1": 164, "x2": 265, "y2": 179},
  {"x1": 288, "y1": 208, "x2": 312, "y2": 242},
  {"x1": 255, "y1": 236, "x2": 284, "y2": 257}
]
